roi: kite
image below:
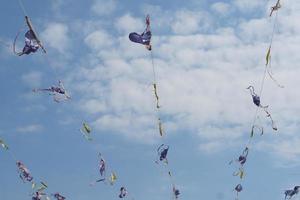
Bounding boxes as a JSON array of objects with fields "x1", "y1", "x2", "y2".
[
  {"x1": 247, "y1": 86, "x2": 277, "y2": 131},
  {"x1": 270, "y1": 0, "x2": 281, "y2": 17},
  {"x1": 119, "y1": 187, "x2": 128, "y2": 198},
  {"x1": 153, "y1": 83, "x2": 160, "y2": 109},
  {"x1": 265, "y1": 46, "x2": 284, "y2": 88},
  {"x1": 158, "y1": 118, "x2": 164, "y2": 137},
  {"x1": 173, "y1": 185, "x2": 180, "y2": 199},
  {"x1": 79, "y1": 122, "x2": 92, "y2": 141},
  {"x1": 266, "y1": 46, "x2": 271, "y2": 67},
  {"x1": 285, "y1": 186, "x2": 300, "y2": 200},
  {"x1": 246, "y1": 86, "x2": 267, "y2": 108},
  {"x1": 230, "y1": 147, "x2": 248, "y2": 179},
  {"x1": 234, "y1": 184, "x2": 243, "y2": 200},
  {"x1": 32, "y1": 191, "x2": 45, "y2": 200},
  {"x1": 14, "y1": 16, "x2": 46, "y2": 56},
  {"x1": 89, "y1": 154, "x2": 107, "y2": 186},
  {"x1": 156, "y1": 144, "x2": 169, "y2": 164},
  {"x1": 32, "y1": 181, "x2": 48, "y2": 192},
  {"x1": 238, "y1": 147, "x2": 249, "y2": 166},
  {"x1": 33, "y1": 80, "x2": 71, "y2": 103},
  {"x1": 233, "y1": 168, "x2": 245, "y2": 179},
  {"x1": 230, "y1": 147, "x2": 249, "y2": 166},
  {"x1": 129, "y1": 15, "x2": 152, "y2": 51},
  {"x1": 0, "y1": 138, "x2": 9, "y2": 150},
  {"x1": 16, "y1": 161, "x2": 33, "y2": 183},
  {"x1": 31, "y1": 188, "x2": 49, "y2": 200},
  {"x1": 52, "y1": 193, "x2": 66, "y2": 200},
  {"x1": 109, "y1": 172, "x2": 117, "y2": 185},
  {"x1": 99, "y1": 156, "x2": 106, "y2": 177}
]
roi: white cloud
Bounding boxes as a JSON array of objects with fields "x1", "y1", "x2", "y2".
[
  {"x1": 51, "y1": 0, "x2": 66, "y2": 12},
  {"x1": 93, "y1": 113, "x2": 158, "y2": 143},
  {"x1": 115, "y1": 14, "x2": 144, "y2": 34},
  {"x1": 171, "y1": 10, "x2": 213, "y2": 35},
  {"x1": 0, "y1": 38, "x2": 12, "y2": 57},
  {"x1": 41, "y1": 23, "x2": 70, "y2": 54},
  {"x1": 84, "y1": 30, "x2": 114, "y2": 50},
  {"x1": 91, "y1": 0, "x2": 116, "y2": 16},
  {"x1": 211, "y1": 2, "x2": 231, "y2": 16},
  {"x1": 233, "y1": 0, "x2": 266, "y2": 13},
  {"x1": 256, "y1": 138, "x2": 300, "y2": 165},
  {"x1": 21, "y1": 71, "x2": 43, "y2": 88},
  {"x1": 16, "y1": 124, "x2": 43, "y2": 134},
  {"x1": 79, "y1": 99, "x2": 107, "y2": 114}
]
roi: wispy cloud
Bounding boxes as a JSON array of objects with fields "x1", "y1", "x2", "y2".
[
  {"x1": 211, "y1": 2, "x2": 231, "y2": 16},
  {"x1": 115, "y1": 14, "x2": 144, "y2": 34},
  {"x1": 41, "y1": 22, "x2": 70, "y2": 54},
  {"x1": 91, "y1": 0, "x2": 117, "y2": 16},
  {"x1": 21, "y1": 71, "x2": 43, "y2": 88},
  {"x1": 16, "y1": 124, "x2": 43, "y2": 134},
  {"x1": 171, "y1": 10, "x2": 213, "y2": 34}
]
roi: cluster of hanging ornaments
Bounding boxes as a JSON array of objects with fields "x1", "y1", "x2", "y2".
[{"x1": 230, "y1": 1, "x2": 298, "y2": 200}]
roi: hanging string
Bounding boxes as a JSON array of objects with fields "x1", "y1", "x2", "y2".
[
  {"x1": 17, "y1": 0, "x2": 28, "y2": 17},
  {"x1": 150, "y1": 50, "x2": 157, "y2": 84}
]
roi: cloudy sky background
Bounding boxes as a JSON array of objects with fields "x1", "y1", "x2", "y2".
[{"x1": 1, "y1": 0, "x2": 300, "y2": 199}]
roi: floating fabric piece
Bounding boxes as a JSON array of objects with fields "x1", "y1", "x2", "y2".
[
  {"x1": 33, "y1": 181, "x2": 48, "y2": 192},
  {"x1": 233, "y1": 168, "x2": 245, "y2": 179},
  {"x1": 33, "y1": 80, "x2": 71, "y2": 103},
  {"x1": 79, "y1": 122, "x2": 92, "y2": 141},
  {"x1": 270, "y1": 0, "x2": 281, "y2": 17},
  {"x1": 129, "y1": 32, "x2": 151, "y2": 45},
  {"x1": 32, "y1": 191, "x2": 45, "y2": 200},
  {"x1": 16, "y1": 161, "x2": 33, "y2": 183},
  {"x1": 285, "y1": 186, "x2": 300, "y2": 200},
  {"x1": 32, "y1": 191, "x2": 49, "y2": 200},
  {"x1": 247, "y1": 86, "x2": 267, "y2": 108},
  {"x1": 109, "y1": 172, "x2": 117, "y2": 185},
  {"x1": 119, "y1": 187, "x2": 128, "y2": 198},
  {"x1": 20, "y1": 30, "x2": 39, "y2": 56},
  {"x1": 158, "y1": 118, "x2": 164, "y2": 137},
  {"x1": 157, "y1": 144, "x2": 169, "y2": 164},
  {"x1": 173, "y1": 185, "x2": 180, "y2": 199},
  {"x1": 265, "y1": 46, "x2": 284, "y2": 88},
  {"x1": 89, "y1": 155, "x2": 107, "y2": 186},
  {"x1": 96, "y1": 178, "x2": 105, "y2": 182},
  {"x1": 266, "y1": 46, "x2": 271, "y2": 66},
  {"x1": 153, "y1": 83, "x2": 160, "y2": 109},
  {"x1": 14, "y1": 16, "x2": 46, "y2": 56},
  {"x1": 234, "y1": 184, "x2": 243, "y2": 200},
  {"x1": 52, "y1": 193, "x2": 66, "y2": 200},
  {"x1": 235, "y1": 184, "x2": 243, "y2": 192},
  {"x1": 238, "y1": 147, "x2": 249, "y2": 166},
  {"x1": 25, "y1": 16, "x2": 46, "y2": 53},
  {"x1": 99, "y1": 157, "x2": 106, "y2": 177},
  {"x1": 129, "y1": 15, "x2": 152, "y2": 51},
  {"x1": 230, "y1": 147, "x2": 249, "y2": 166},
  {"x1": 0, "y1": 138, "x2": 9, "y2": 150},
  {"x1": 247, "y1": 86, "x2": 277, "y2": 131}
]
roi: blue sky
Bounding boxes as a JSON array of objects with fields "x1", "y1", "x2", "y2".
[{"x1": 1, "y1": 0, "x2": 300, "y2": 200}]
